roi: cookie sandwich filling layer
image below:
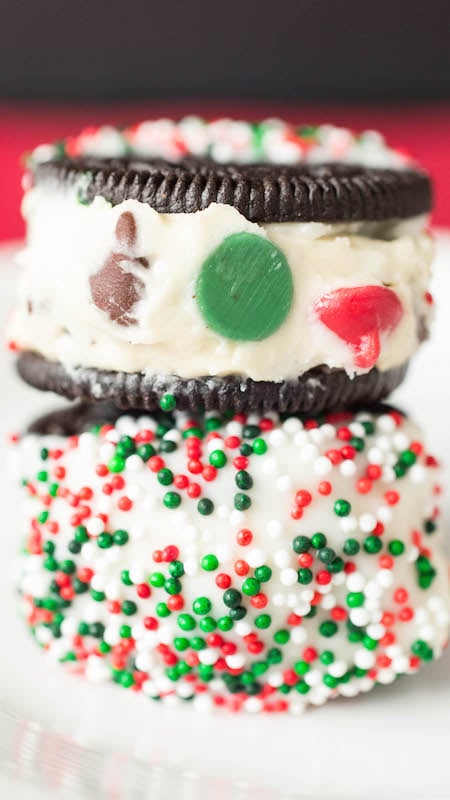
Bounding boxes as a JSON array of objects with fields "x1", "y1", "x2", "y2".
[{"x1": 8, "y1": 188, "x2": 432, "y2": 381}]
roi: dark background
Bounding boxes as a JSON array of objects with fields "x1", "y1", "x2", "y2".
[{"x1": 1, "y1": 0, "x2": 449, "y2": 101}]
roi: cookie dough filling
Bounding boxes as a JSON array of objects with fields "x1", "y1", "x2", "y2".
[
  {"x1": 13, "y1": 404, "x2": 449, "y2": 713},
  {"x1": 9, "y1": 190, "x2": 432, "y2": 380}
]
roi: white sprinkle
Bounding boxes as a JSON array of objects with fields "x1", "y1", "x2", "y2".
[
  {"x1": 280, "y1": 568, "x2": 298, "y2": 586},
  {"x1": 377, "y1": 505, "x2": 393, "y2": 524},
  {"x1": 283, "y1": 418, "x2": 302, "y2": 434},
  {"x1": 86, "y1": 518, "x2": 105, "y2": 536},
  {"x1": 354, "y1": 648, "x2": 375, "y2": 669},
  {"x1": 377, "y1": 414, "x2": 396, "y2": 433},
  {"x1": 235, "y1": 621, "x2": 251, "y2": 637},
  {"x1": 225, "y1": 654, "x2": 246, "y2": 669},
  {"x1": 328, "y1": 660, "x2": 348, "y2": 678},
  {"x1": 313, "y1": 456, "x2": 332, "y2": 476},
  {"x1": 366, "y1": 623, "x2": 385, "y2": 640},
  {"x1": 346, "y1": 572, "x2": 365, "y2": 592},
  {"x1": 274, "y1": 549, "x2": 290, "y2": 568},
  {"x1": 377, "y1": 569, "x2": 394, "y2": 587},
  {"x1": 367, "y1": 447, "x2": 384, "y2": 465},
  {"x1": 183, "y1": 557, "x2": 198, "y2": 576},
  {"x1": 350, "y1": 608, "x2": 370, "y2": 627},
  {"x1": 340, "y1": 516, "x2": 358, "y2": 533},
  {"x1": 269, "y1": 430, "x2": 286, "y2": 447},
  {"x1": 359, "y1": 512, "x2": 377, "y2": 533},
  {"x1": 260, "y1": 457, "x2": 277, "y2": 476},
  {"x1": 247, "y1": 548, "x2": 267, "y2": 567},
  {"x1": 299, "y1": 443, "x2": 319, "y2": 463},
  {"x1": 125, "y1": 455, "x2": 142, "y2": 472},
  {"x1": 304, "y1": 669, "x2": 322, "y2": 687},
  {"x1": 198, "y1": 648, "x2": 220, "y2": 666},
  {"x1": 340, "y1": 459, "x2": 357, "y2": 477},
  {"x1": 277, "y1": 475, "x2": 292, "y2": 492},
  {"x1": 381, "y1": 466, "x2": 396, "y2": 483},
  {"x1": 377, "y1": 668, "x2": 396, "y2": 685},
  {"x1": 409, "y1": 465, "x2": 426, "y2": 484},
  {"x1": 291, "y1": 627, "x2": 307, "y2": 643}
]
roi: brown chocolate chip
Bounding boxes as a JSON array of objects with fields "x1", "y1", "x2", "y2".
[
  {"x1": 27, "y1": 300, "x2": 33, "y2": 314},
  {"x1": 115, "y1": 211, "x2": 137, "y2": 248},
  {"x1": 136, "y1": 256, "x2": 149, "y2": 268},
  {"x1": 89, "y1": 253, "x2": 144, "y2": 326}
]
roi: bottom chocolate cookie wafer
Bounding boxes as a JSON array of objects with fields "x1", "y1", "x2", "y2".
[{"x1": 17, "y1": 351, "x2": 409, "y2": 414}]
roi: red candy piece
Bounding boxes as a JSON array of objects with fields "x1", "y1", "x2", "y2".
[{"x1": 314, "y1": 286, "x2": 403, "y2": 369}]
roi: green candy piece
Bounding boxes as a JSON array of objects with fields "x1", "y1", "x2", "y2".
[{"x1": 196, "y1": 232, "x2": 293, "y2": 341}]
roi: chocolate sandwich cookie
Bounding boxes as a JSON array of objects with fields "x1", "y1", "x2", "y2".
[
  {"x1": 13, "y1": 403, "x2": 449, "y2": 712},
  {"x1": 8, "y1": 118, "x2": 434, "y2": 413}
]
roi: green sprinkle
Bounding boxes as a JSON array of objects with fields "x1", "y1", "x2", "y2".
[
  {"x1": 255, "y1": 614, "x2": 271, "y2": 629},
  {"x1": 163, "y1": 491, "x2": 181, "y2": 509},
  {"x1": 97, "y1": 532, "x2": 113, "y2": 549},
  {"x1": 37, "y1": 470, "x2": 48, "y2": 482},
  {"x1": 235, "y1": 470, "x2": 253, "y2": 490},
  {"x1": 121, "y1": 569, "x2": 132, "y2": 586},
  {"x1": 388, "y1": 539, "x2": 405, "y2": 556},
  {"x1": 149, "y1": 572, "x2": 165, "y2": 588},
  {"x1": 318, "y1": 547, "x2": 336, "y2": 564},
  {"x1": 157, "y1": 468, "x2": 174, "y2": 486},
  {"x1": 347, "y1": 592, "x2": 365, "y2": 608},
  {"x1": 255, "y1": 565, "x2": 272, "y2": 582},
  {"x1": 169, "y1": 560, "x2": 184, "y2": 578},
  {"x1": 274, "y1": 629, "x2": 290, "y2": 645},
  {"x1": 217, "y1": 616, "x2": 233, "y2": 632},
  {"x1": 209, "y1": 450, "x2": 227, "y2": 468},
  {"x1": 113, "y1": 529, "x2": 129, "y2": 546},
  {"x1": 252, "y1": 438, "x2": 267, "y2": 455},
  {"x1": 122, "y1": 600, "x2": 137, "y2": 616},
  {"x1": 292, "y1": 535, "x2": 311, "y2": 553},
  {"x1": 164, "y1": 577, "x2": 182, "y2": 595},
  {"x1": 137, "y1": 443, "x2": 155, "y2": 461},
  {"x1": 223, "y1": 588, "x2": 242, "y2": 608},
  {"x1": 60, "y1": 559, "x2": 76, "y2": 574},
  {"x1": 156, "y1": 602, "x2": 171, "y2": 617},
  {"x1": 320, "y1": 650, "x2": 335, "y2": 665},
  {"x1": 74, "y1": 526, "x2": 89, "y2": 543},
  {"x1": 400, "y1": 449, "x2": 416, "y2": 466},
  {"x1": 364, "y1": 535, "x2": 382, "y2": 554},
  {"x1": 234, "y1": 493, "x2": 251, "y2": 511},
  {"x1": 199, "y1": 616, "x2": 217, "y2": 632},
  {"x1": 343, "y1": 538, "x2": 360, "y2": 556},
  {"x1": 159, "y1": 393, "x2": 176, "y2": 411},
  {"x1": 193, "y1": 597, "x2": 212, "y2": 615},
  {"x1": 174, "y1": 637, "x2": 190, "y2": 651},
  {"x1": 198, "y1": 498, "x2": 214, "y2": 516},
  {"x1": 319, "y1": 620, "x2": 338, "y2": 637},
  {"x1": 201, "y1": 554, "x2": 219, "y2": 571},
  {"x1": 178, "y1": 613, "x2": 196, "y2": 631},
  {"x1": 311, "y1": 532, "x2": 327, "y2": 549},
  {"x1": 116, "y1": 436, "x2": 136, "y2": 457},
  {"x1": 241, "y1": 578, "x2": 260, "y2": 596},
  {"x1": 298, "y1": 568, "x2": 313, "y2": 584},
  {"x1": 108, "y1": 455, "x2": 125, "y2": 473},
  {"x1": 334, "y1": 499, "x2": 351, "y2": 517}
]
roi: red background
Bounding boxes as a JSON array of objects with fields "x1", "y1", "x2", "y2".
[{"x1": 1, "y1": 102, "x2": 449, "y2": 242}]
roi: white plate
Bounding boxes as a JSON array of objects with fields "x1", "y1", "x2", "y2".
[{"x1": 0, "y1": 237, "x2": 449, "y2": 800}]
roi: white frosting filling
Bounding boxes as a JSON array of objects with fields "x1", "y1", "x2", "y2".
[{"x1": 8, "y1": 184, "x2": 433, "y2": 380}]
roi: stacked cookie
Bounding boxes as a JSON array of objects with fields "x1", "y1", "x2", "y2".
[{"x1": 9, "y1": 118, "x2": 449, "y2": 713}]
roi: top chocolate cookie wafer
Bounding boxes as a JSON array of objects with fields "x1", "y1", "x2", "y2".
[{"x1": 9, "y1": 118, "x2": 434, "y2": 413}]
